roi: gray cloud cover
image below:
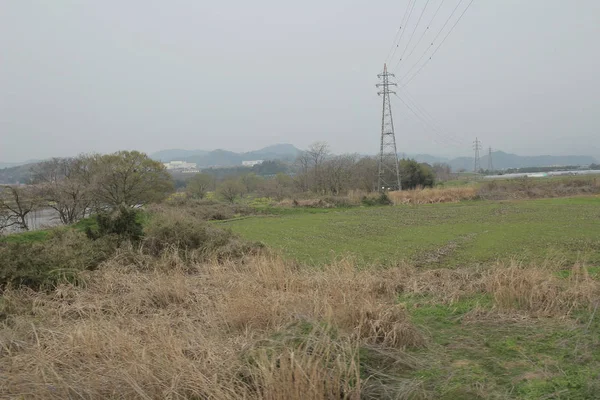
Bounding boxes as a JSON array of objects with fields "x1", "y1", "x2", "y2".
[{"x1": 1, "y1": 0, "x2": 599, "y2": 162}]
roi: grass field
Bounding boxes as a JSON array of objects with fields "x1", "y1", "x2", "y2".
[
  {"x1": 2, "y1": 195, "x2": 600, "y2": 399},
  {"x1": 223, "y1": 196, "x2": 600, "y2": 267},
  {"x1": 219, "y1": 196, "x2": 600, "y2": 398}
]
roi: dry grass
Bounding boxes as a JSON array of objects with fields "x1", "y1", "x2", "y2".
[
  {"x1": 485, "y1": 262, "x2": 600, "y2": 316},
  {"x1": 0, "y1": 253, "x2": 423, "y2": 399},
  {"x1": 477, "y1": 177, "x2": 600, "y2": 200},
  {"x1": 0, "y1": 252, "x2": 597, "y2": 399},
  {"x1": 388, "y1": 187, "x2": 478, "y2": 205}
]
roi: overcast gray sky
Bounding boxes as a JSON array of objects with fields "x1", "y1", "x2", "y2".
[{"x1": 1, "y1": 0, "x2": 599, "y2": 162}]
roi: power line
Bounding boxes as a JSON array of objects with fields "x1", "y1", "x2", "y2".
[
  {"x1": 396, "y1": 85, "x2": 464, "y2": 145},
  {"x1": 397, "y1": 0, "x2": 465, "y2": 83},
  {"x1": 394, "y1": 0, "x2": 432, "y2": 70},
  {"x1": 400, "y1": 0, "x2": 447, "y2": 74},
  {"x1": 386, "y1": 0, "x2": 417, "y2": 64},
  {"x1": 402, "y1": 0, "x2": 476, "y2": 86},
  {"x1": 388, "y1": 0, "x2": 418, "y2": 66},
  {"x1": 393, "y1": 92, "x2": 463, "y2": 148}
]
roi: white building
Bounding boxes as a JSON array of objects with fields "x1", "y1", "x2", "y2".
[
  {"x1": 242, "y1": 160, "x2": 264, "y2": 167},
  {"x1": 163, "y1": 161, "x2": 198, "y2": 170}
]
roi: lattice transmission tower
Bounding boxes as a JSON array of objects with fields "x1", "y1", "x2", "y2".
[
  {"x1": 376, "y1": 63, "x2": 402, "y2": 192},
  {"x1": 487, "y1": 146, "x2": 494, "y2": 172},
  {"x1": 473, "y1": 137, "x2": 482, "y2": 173}
]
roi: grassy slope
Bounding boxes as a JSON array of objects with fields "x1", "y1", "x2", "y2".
[{"x1": 223, "y1": 197, "x2": 600, "y2": 267}]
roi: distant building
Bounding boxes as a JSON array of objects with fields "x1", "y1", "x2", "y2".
[
  {"x1": 242, "y1": 160, "x2": 264, "y2": 167},
  {"x1": 163, "y1": 161, "x2": 198, "y2": 171}
]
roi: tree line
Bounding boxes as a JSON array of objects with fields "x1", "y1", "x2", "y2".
[
  {"x1": 186, "y1": 142, "x2": 438, "y2": 203},
  {"x1": 1, "y1": 143, "x2": 442, "y2": 232},
  {"x1": 0, "y1": 151, "x2": 172, "y2": 232}
]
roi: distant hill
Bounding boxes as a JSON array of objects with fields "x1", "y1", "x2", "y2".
[
  {"x1": 409, "y1": 154, "x2": 449, "y2": 164},
  {"x1": 0, "y1": 159, "x2": 40, "y2": 169},
  {"x1": 0, "y1": 163, "x2": 36, "y2": 184},
  {"x1": 150, "y1": 149, "x2": 209, "y2": 162},
  {"x1": 151, "y1": 144, "x2": 303, "y2": 168},
  {"x1": 245, "y1": 144, "x2": 302, "y2": 160},
  {"x1": 447, "y1": 151, "x2": 597, "y2": 172}
]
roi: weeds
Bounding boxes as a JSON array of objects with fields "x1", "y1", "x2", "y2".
[{"x1": 388, "y1": 187, "x2": 478, "y2": 205}]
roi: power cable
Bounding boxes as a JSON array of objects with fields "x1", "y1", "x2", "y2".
[
  {"x1": 393, "y1": 92, "x2": 463, "y2": 147},
  {"x1": 394, "y1": 0, "x2": 432, "y2": 70},
  {"x1": 397, "y1": 85, "x2": 464, "y2": 144},
  {"x1": 399, "y1": 0, "x2": 447, "y2": 73},
  {"x1": 386, "y1": 0, "x2": 417, "y2": 64},
  {"x1": 388, "y1": 0, "x2": 418, "y2": 65},
  {"x1": 402, "y1": 0, "x2": 476, "y2": 86},
  {"x1": 397, "y1": 0, "x2": 464, "y2": 81}
]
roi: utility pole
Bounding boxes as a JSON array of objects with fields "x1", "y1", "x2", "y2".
[
  {"x1": 376, "y1": 63, "x2": 402, "y2": 192},
  {"x1": 473, "y1": 137, "x2": 482, "y2": 173},
  {"x1": 487, "y1": 146, "x2": 494, "y2": 172}
]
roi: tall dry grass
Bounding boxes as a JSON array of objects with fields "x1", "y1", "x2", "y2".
[
  {"x1": 388, "y1": 187, "x2": 478, "y2": 205},
  {"x1": 0, "y1": 252, "x2": 423, "y2": 399},
  {"x1": 0, "y1": 252, "x2": 597, "y2": 399}
]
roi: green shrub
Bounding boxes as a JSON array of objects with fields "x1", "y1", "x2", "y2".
[
  {"x1": 86, "y1": 205, "x2": 143, "y2": 242},
  {"x1": 0, "y1": 230, "x2": 117, "y2": 290},
  {"x1": 362, "y1": 193, "x2": 392, "y2": 206}
]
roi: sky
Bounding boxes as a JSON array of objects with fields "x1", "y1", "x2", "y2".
[{"x1": 1, "y1": 0, "x2": 599, "y2": 162}]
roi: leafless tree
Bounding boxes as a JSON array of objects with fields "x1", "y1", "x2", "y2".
[
  {"x1": 307, "y1": 142, "x2": 330, "y2": 193},
  {"x1": 432, "y1": 163, "x2": 452, "y2": 182},
  {"x1": 217, "y1": 179, "x2": 245, "y2": 204},
  {"x1": 294, "y1": 152, "x2": 312, "y2": 192},
  {"x1": 0, "y1": 185, "x2": 40, "y2": 231},
  {"x1": 352, "y1": 156, "x2": 378, "y2": 192},
  {"x1": 185, "y1": 173, "x2": 214, "y2": 199},
  {"x1": 323, "y1": 154, "x2": 358, "y2": 195},
  {"x1": 32, "y1": 156, "x2": 94, "y2": 225}
]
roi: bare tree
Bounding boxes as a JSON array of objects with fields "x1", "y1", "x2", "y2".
[
  {"x1": 32, "y1": 157, "x2": 94, "y2": 225},
  {"x1": 432, "y1": 163, "x2": 452, "y2": 182},
  {"x1": 294, "y1": 152, "x2": 312, "y2": 192},
  {"x1": 307, "y1": 142, "x2": 330, "y2": 193},
  {"x1": 186, "y1": 173, "x2": 214, "y2": 199},
  {"x1": 258, "y1": 173, "x2": 293, "y2": 201},
  {"x1": 323, "y1": 154, "x2": 358, "y2": 195},
  {"x1": 0, "y1": 185, "x2": 40, "y2": 231},
  {"x1": 217, "y1": 179, "x2": 245, "y2": 204},
  {"x1": 352, "y1": 157, "x2": 378, "y2": 192}
]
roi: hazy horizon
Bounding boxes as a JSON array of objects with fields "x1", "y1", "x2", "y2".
[{"x1": 2, "y1": 1, "x2": 599, "y2": 162}]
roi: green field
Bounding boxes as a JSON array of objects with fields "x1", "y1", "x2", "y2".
[
  {"x1": 223, "y1": 196, "x2": 600, "y2": 267},
  {"x1": 223, "y1": 196, "x2": 600, "y2": 398}
]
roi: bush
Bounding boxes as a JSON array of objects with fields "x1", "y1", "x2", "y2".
[
  {"x1": 361, "y1": 193, "x2": 392, "y2": 206},
  {"x1": 143, "y1": 209, "x2": 259, "y2": 260},
  {"x1": 87, "y1": 205, "x2": 144, "y2": 242},
  {"x1": 0, "y1": 230, "x2": 117, "y2": 290}
]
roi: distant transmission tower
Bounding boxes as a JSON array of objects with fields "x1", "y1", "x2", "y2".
[
  {"x1": 473, "y1": 137, "x2": 482, "y2": 173},
  {"x1": 487, "y1": 146, "x2": 494, "y2": 172},
  {"x1": 376, "y1": 63, "x2": 402, "y2": 192}
]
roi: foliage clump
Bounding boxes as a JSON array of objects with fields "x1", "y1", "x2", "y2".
[
  {"x1": 0, "y1": 230, "x2": 115, "y2": 290},
  {"x1": 86, "y1": 205, "x2": 144, "y2": 242}
]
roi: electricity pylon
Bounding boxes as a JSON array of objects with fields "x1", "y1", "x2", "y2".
[
  {"x1": 376, "y1": 63, "x2": 402, "y2": 192},
  {"x1": 473, "y1": 137, "x2": 482, "y2": 173}
]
